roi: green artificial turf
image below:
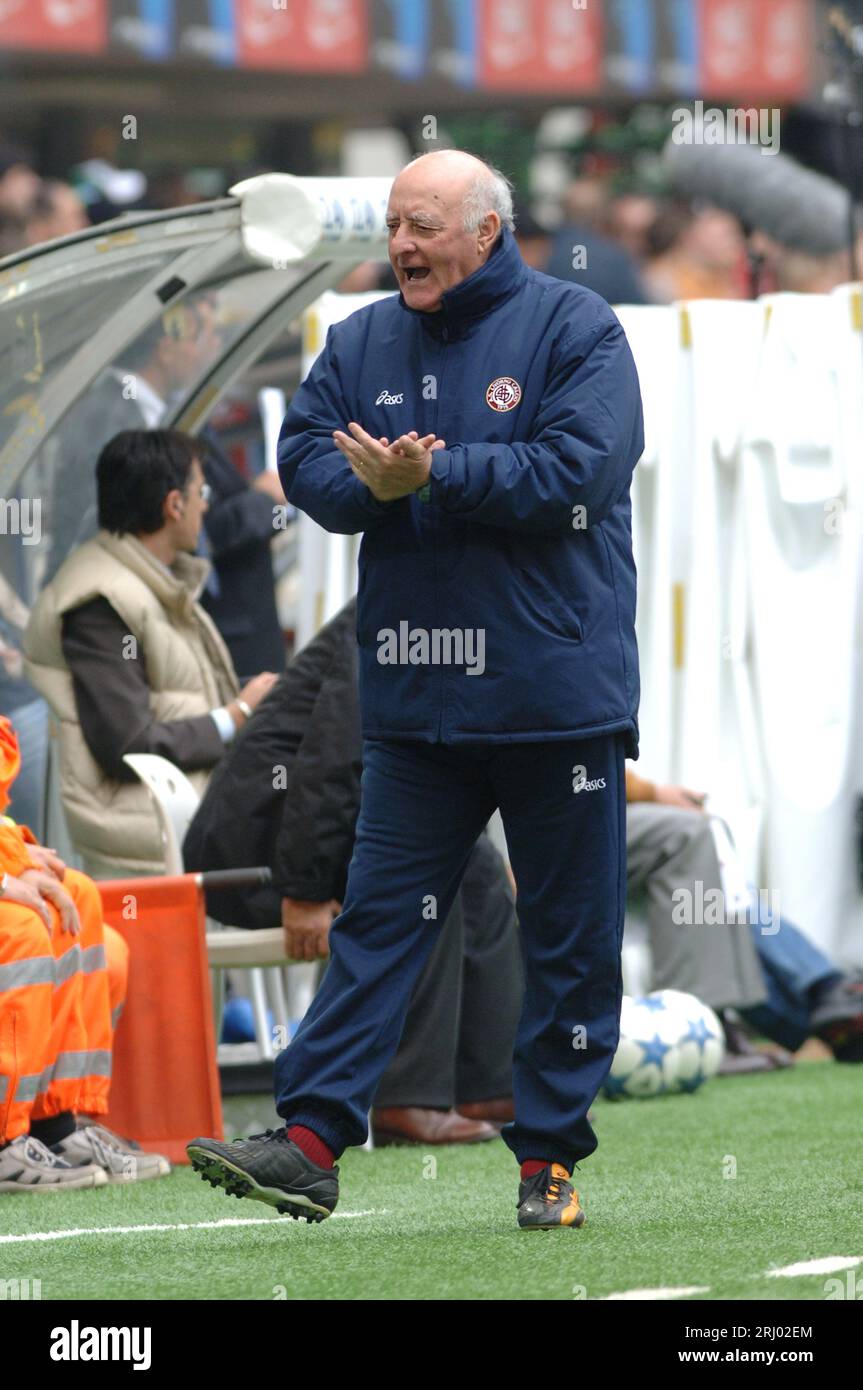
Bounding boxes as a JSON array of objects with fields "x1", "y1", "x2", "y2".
[{"x1": 1, "y1": 1062, "x2": 860, "y2": 1301}]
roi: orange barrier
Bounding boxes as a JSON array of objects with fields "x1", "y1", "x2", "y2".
[{"x1": 97, "y1": 875, "x2": 223, "y2": 1164}]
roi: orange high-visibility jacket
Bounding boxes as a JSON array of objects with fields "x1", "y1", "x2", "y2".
[{"x1": 0, "y1": 715, "x2": 128, "y2": 1143}]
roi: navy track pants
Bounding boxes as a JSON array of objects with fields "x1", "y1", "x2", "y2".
[{"x1": 273, "y1": 732, "x2": 627, "y2": 1171}]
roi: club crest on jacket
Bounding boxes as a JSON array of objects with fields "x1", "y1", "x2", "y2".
[{"x1": 486, "y1": 377, "x2": 522, "y2": 411}]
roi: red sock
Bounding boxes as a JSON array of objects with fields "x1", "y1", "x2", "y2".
[
  {"x1": 287, "y1": 1124, "x2": 335, "y2": 1170},
  {"x1": 520, "y1": 1159, "x2": 551, "y2": 1180}
]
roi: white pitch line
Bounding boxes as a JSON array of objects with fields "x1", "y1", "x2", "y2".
[
  {"x1": 766, "y1": 1256, "x2": 862, "y2": 1278},
  {"x1": 604, "y1": 1286, "x2": 710, "y2": 1300},
  {"x1": 0, "y1": 1211, "x2": 381, "y2": 1245}
]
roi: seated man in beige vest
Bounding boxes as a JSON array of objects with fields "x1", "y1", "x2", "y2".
[{"x1": 24, "y1": 429, "x2": 277, "y2": 878}]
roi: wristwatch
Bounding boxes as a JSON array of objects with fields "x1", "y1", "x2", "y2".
[
  {"x1": 236, "y1": 699, "x2": 253, "y2": 721},
  {"x1": 0, "y1": 872, "x2": 8, "y2": 898}
]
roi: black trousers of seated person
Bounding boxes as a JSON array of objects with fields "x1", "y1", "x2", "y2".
[{"x1": 371, "y1": 830, "x2": 524, "y2": 1110}]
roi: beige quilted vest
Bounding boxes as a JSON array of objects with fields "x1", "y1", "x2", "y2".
[{"x1": 24, "y1": 530, "x2": 239, "y2": 877}]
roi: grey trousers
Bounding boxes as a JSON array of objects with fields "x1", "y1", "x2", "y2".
[{"x1": 626, "y1": 803, "x2": 767, "y2": 1012}]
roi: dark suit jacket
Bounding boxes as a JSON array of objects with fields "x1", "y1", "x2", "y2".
[
  {"x1": 183, "y1": 600, "x2": 361, "y2": 928},
  {"x1": 197, "y1": 431, "x2": 285, "y2": 679}
]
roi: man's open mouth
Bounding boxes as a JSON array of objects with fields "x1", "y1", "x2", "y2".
[{"x1": 403, "y1": 267, "x2": 430, "y2": 281}]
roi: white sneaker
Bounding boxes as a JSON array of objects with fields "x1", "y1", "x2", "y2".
[
  {"x1": 0, "y1": 1134, "x2": 109, "y2": 1192},
  {"x1": 54, "y1": 1124, "x2": 171, "y2": 1183}
]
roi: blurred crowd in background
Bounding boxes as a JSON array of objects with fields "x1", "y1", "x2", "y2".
[{"x1": 3, "y1": 120, "x2": 856, "y2": 305}]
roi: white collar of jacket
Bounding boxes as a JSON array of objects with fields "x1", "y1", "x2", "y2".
[{"x1": 96, "y1": 529, "x2": 211, "y2": 614}]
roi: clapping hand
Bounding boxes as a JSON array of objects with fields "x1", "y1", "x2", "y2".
[{"x1": 333, "y1": 424, "x2": 445, "y2": 502}]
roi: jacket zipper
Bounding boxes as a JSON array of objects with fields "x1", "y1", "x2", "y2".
[{"x1": 432, "y1": 326, "x2": 449, "y2": 741}]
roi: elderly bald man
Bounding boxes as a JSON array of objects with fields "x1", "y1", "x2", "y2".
[{"x1": 190, "y1": 151, "x2": 644, "y2": 1232}]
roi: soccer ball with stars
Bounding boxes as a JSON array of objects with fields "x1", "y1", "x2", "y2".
[{"x1": 603, "y1": 991, "x2": 725, "y2": 1099}]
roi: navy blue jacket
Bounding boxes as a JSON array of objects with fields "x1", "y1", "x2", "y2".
[{"x1": 278, "y1": 227, "x2": 643, "y2": 755}]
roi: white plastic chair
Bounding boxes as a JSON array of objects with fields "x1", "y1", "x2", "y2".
[
  {"x1": 122, "y1": 753, "x2": 297, "y2": 1060},
  {"x1": 123, "y1": 753, "x2": 198, "y2": 874}
]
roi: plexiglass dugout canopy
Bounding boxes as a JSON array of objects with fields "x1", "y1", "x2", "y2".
[
  {"x1": 0, "y1": 168, "x2": 394, "y2": 597},
  {"x1": 0, "y1": 173, "x2": 394, "y2": 503}
]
